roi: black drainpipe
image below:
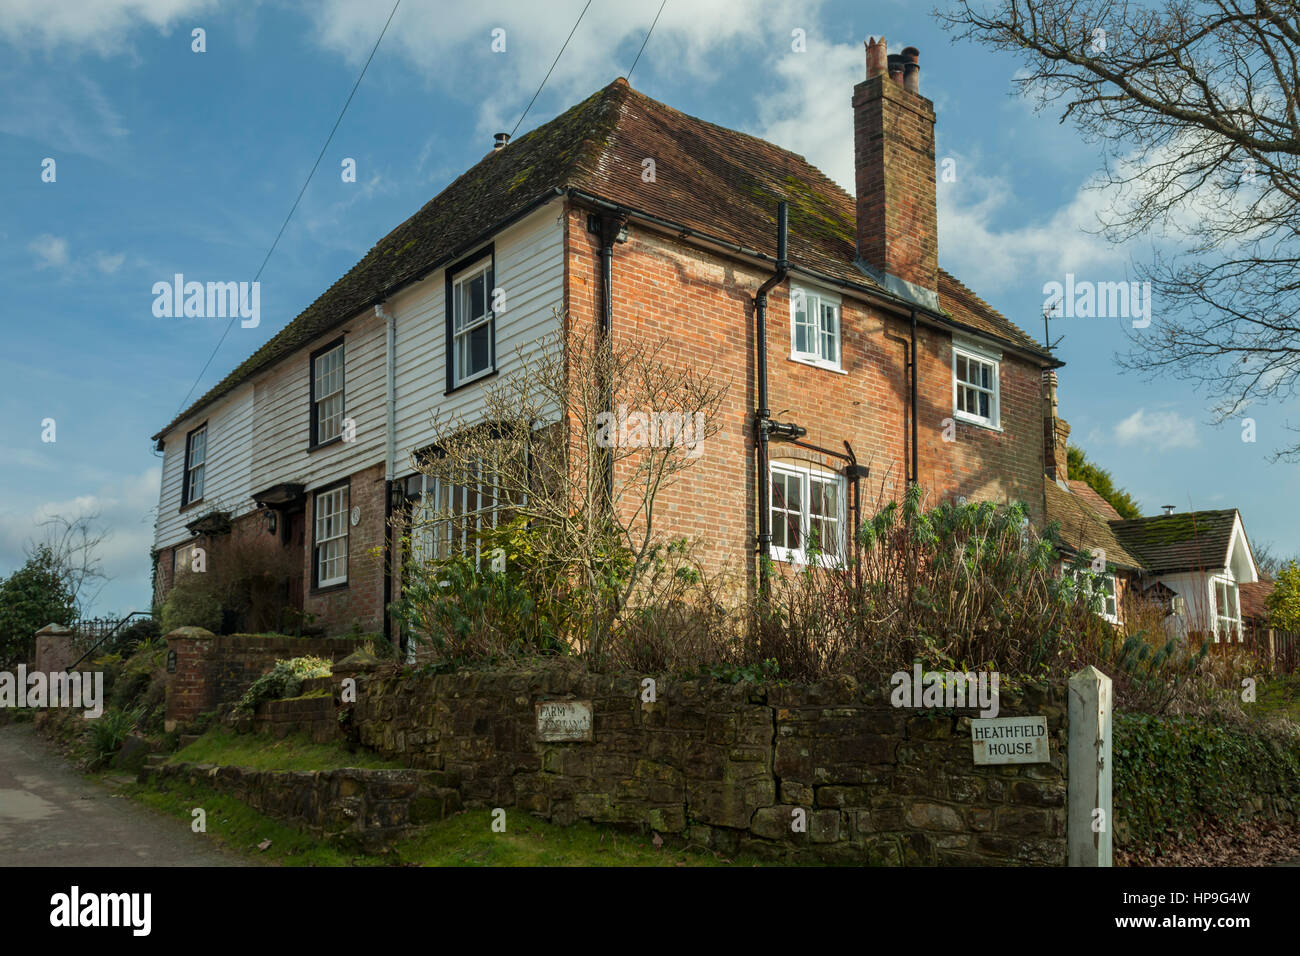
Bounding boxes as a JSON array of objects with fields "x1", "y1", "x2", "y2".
[
  {"x1": 753, "y1": 202, "x2": 789, "y2": 597},
  {"x1": 598, "y1": 214, "x2": 624, "y2": 507},
  {"x1": 910, "y1": 307, "x2": 919, "y2": 486}
]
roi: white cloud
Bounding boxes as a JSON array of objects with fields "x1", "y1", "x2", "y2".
[
  {"x1": 308, "y1": 0, "x2": 819, "y2": 139},
  {"x1": 1113, "y1": 407, "x2": 1201, "y2": 451},
  {"x1": 0, "y1": 0, "x2": 214, "y2": 55},
  {"x1": 95, "y1": 251, "x2": 127, "y2": 274},
  {"x1": 29, "y1": 233, "x2": 69, "y2": 268},
  {"x1": 752, "y1": 41, "x2": 862, "y2": 193}
]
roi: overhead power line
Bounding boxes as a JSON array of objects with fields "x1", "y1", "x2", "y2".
[
  {"x1": 509, "y1": 0, "x2": 594, "y2": 141},
  {"x1": 170, "y1": 0, "x2": 403, "y2": 421},
  {"x1": 627, "y1": 0, "x2": 667, "y2": 81}
]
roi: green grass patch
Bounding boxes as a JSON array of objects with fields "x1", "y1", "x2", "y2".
[
  {"x1": 169, "y1": 726, "x2": 405, "y2": 772},
  {"x1": 123, "y1": 780, "x2": 377, "y2": 866},
  {"x1": 394, "y1": 810, "x2": 759, "y2": 866},
  {"x1": 127, "y1": 774, "x2": 763, "y2": 866},
  {"x1": 1249, "y1": 674, "x2": 1300, "y2": 724}
]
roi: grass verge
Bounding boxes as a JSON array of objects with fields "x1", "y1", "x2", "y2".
[
  {"x1": 169, "y1": 726, "x2": 405, "y2": 771},
  {"x1": 126, "y1": 775, "x2": 760, "y2": 866}
]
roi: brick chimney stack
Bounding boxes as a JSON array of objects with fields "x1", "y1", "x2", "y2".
[
  {"x1": 853, "y1": 37, "x2": 938, "y2": 303},
  {"x1": 1043, "y1": 370, "x2": 1070, "y2": 484}
]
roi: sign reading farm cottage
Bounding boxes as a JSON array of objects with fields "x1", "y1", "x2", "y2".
[
  {"x1": 536, "y1": 700, "x2": 593, "y2": 742},
  {"x1": 970, "y1": 716, "x2": 1049, "y2": 765}
]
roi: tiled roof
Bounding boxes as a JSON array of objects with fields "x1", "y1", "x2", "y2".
[
  {"x1": 1067, "y1": 480, "x2": 1122, "y2": 520},
  {"x1": 1239, "y1": 580, "x2": 1274, "y2": 625},
  {"x1": 155, "y1": 77, "x2": 1054, "y2": 438},
  {"x1": 1109, "y1": 509, "x2": 1239, "y2": 575},
  {"x1": 1044, "y1": 479, "x2": 1144, "y2": 570}
]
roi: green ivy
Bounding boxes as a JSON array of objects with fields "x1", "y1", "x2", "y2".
[{"x1": 1114, "y1": 713, "x2": 1300, "y2": 860}]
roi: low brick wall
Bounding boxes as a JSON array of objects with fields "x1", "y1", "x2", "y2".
[
  {"x1": 164, "y1": 628, "x2": 365, "y2": 729},
  {"x1": 141, "y1": 762, "x2": 461, "y2": 850},
  {"x1": 352, "y1": 663, "x2": 1069, "y2": 864}
]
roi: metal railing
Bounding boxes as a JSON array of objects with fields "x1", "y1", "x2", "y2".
[{"x1": 65, "y1": 611, "x2": 155, "y2": 673}]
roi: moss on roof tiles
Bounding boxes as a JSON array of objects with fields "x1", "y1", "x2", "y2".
[
  {"x1": 156, "y1": 77, "x2": 1053, "y2": 438},
  {"x1": 1109, "y1": 509, "x2": 1238, "y2": 573}
]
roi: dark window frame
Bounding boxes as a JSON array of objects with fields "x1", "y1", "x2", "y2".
[
  {"x1": 445, "y1": 244, "x2": 497, "y2": 395},
  {"x1": 180, "y1": 421, "x2": 208, "y2": 510},
  {"x1": 309, "y1": 337, "x2": 346, "y2": 450}
]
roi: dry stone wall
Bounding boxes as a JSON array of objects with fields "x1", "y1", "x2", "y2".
[{"x1": 352, "y1": 663, "x2": 1070, "y2": 864}]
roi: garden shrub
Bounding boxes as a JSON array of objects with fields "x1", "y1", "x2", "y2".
[
  {"x1": 159, "y1": 569, "x2": 223, "y2": 633},
  {"x1": 234, "y1": 656, "x2": 332, "y2": 715}
]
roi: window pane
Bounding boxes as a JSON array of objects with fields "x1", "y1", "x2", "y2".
[
  {"x1": 978, "y1": 392, "x2": 989, "y2": 418},
  {"x1": 957, "y1": 355, "x2": 968, "y2": 383},
  {"x1": 470, "y1": 320, "x2": 492, "y2": 373},
  {"x1": 469, "y1": 273, "x2": 485, "y2": 320}
]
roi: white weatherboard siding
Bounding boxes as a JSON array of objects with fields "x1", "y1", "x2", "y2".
[
  {"x1": 152, "y1": 200, "x2": 564, "y2": 552},
  {"x1": 153, "y1": 384, "x2": 255, "y2": 551},
  {"x1": 249, "y1": 313, "x2": 387, "y2": 495},
  {"x1": 391, "y1": 200, "x2": 564, "y2": 468}
]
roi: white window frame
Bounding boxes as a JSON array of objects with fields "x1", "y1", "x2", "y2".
[
  {"x1": 1213, "y1": 577, "x2": 1242, "y2": 643},
  {"x1": 1065, "y1": 566, "x2": 1119, "y2": 623},
  {"x1": 184, "y1": 424, "x2": 206, "y2": 505},
  {"x1": 314, "y1": 485, "x2": 349, "y2": 588},
  {"x1": 952, "y1": 342, "x2": 1001, "y2": 429},
  {"x1": 451, "y1": 258, "x2": 495, "y2": 388},
  {"x1": 409, "y1": 462, "x2": 500, "y2": 567},
  {"x1": 312, "y1": 342, "x2": 345, "y2": 444},
  {"x1": 789, "y1": 285, "x2": 843, "y2": 372},
  {"x1": 768, "y1": 462, "x2": 846, "y2": 566}
]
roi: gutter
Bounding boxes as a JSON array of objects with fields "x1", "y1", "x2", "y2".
[{"x1": 565, "y1": 188, "x2": 1061, "y2": 371}]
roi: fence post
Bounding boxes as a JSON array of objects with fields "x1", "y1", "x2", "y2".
[{"x1": 1068, "y1": 665, "x2": 1113, "y2": 867}]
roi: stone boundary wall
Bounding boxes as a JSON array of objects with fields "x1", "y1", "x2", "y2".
[
  {"x1": 141, "y1": 762, "x2": 461, "y2": 851},
  {"x1": 164, "y1": 628, "x2": 365, "y2": 729},
  {"x1": 254, "y1": 695, "x2": 339, "y2": 743},
  {"x1": 352, "y1": 664, "x2": 1070, "y2": 864}
]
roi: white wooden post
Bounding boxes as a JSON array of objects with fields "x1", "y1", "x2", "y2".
[{"x1": 1067, "y1": 665, "x2": 1112, "y2": 867}]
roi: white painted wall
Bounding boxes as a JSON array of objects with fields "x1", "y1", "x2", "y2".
[
  {"x1": 152, "y1": 199, "x2": 565, "y2": 553},
  {"x1": 390, "y1": 199, "x2": 565, "y2": 472},
  {"x1": 153, "y1": 384, "x2": 256, "y2": 552}
]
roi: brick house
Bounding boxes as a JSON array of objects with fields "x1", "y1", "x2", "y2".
[{"x1": 151, "y1": 40, "x2": 1063, "y2": 643}]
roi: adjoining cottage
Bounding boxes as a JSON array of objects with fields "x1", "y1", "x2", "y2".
[
  {"x1": 1046, "y1": 433, "x2": 1261, "y2": 642},
  {"x1": 152, "y1": 40, "x2": 1070, "y2": 646}
]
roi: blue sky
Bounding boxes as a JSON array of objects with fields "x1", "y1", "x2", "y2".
[{"x1": 1, "y1": 0, "x2": 1295, "y2": 616}]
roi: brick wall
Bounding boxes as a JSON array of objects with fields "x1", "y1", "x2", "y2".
[
  {"x1": 565, "y1": 202, "x2": 1046, "y2": 590},
  {"x1": 163, "y1": 628, "x2": 366, "y2": 729},
  {"x1": 353, "y1": 663, "x2": 1069, "y2": 864},
  {"x1": 304, "y1": 463, "x2": 388, "y2": 636}
]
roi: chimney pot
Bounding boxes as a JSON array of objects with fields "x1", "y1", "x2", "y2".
[
  {"x1": 493, "y1": 132, "x2": 510, "y2": 151},
  {"x1": 1162, "y1": 505, "x2": 1176, "y2": 516},
  {"x1": 902, "y1": 47, "x2": 920, "y2": 93},
  {"x1": 866, "y1": 36, "x2": 887, "y2": 79},
  {"x1": 887, "y1": 53, "x2": 905, "y2": 85}
]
